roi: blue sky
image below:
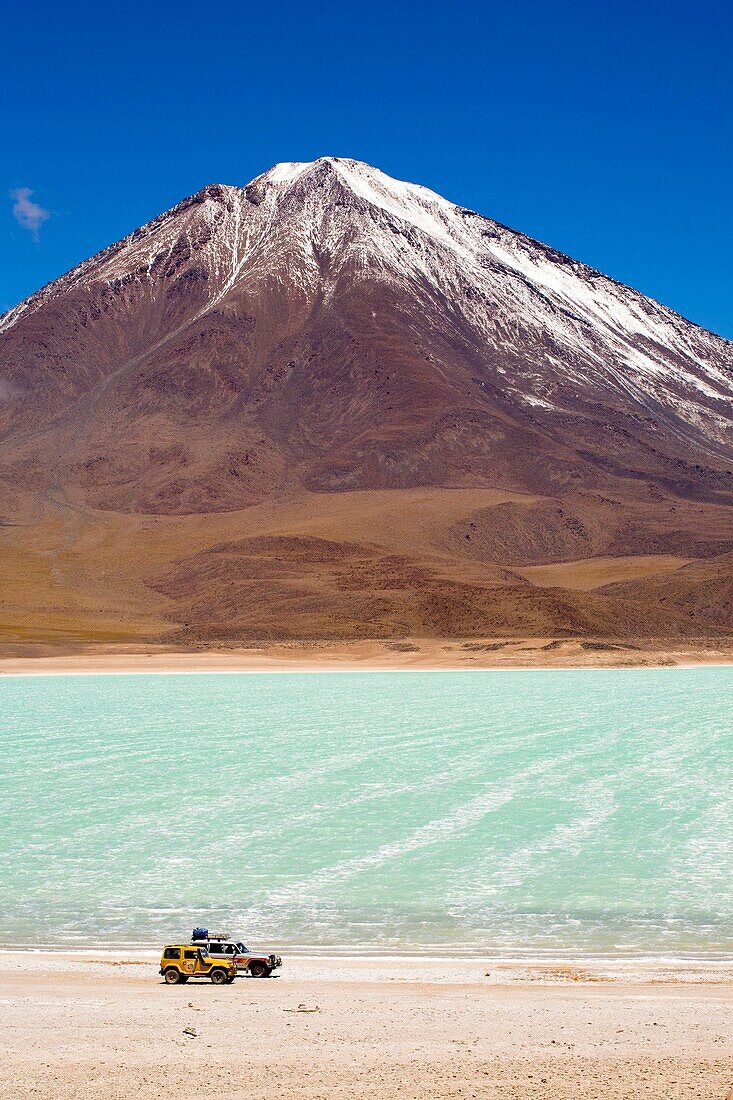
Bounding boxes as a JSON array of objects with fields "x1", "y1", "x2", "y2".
[{"x1": 2, "y1": 0, "x2": 732, "y2": 337}]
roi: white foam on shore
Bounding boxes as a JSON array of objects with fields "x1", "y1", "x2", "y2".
[{"x1": 2, "y1": 945, "x2": 731, "y2": 965}]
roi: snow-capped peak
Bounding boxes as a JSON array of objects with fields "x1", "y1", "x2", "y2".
[
  {"x1": 247, "y1": 158, "x2": 733, "y2": 456},
  {"x1": 257, "y1": 156, "x2": 460, "y2": 248},
  {"x1": 1, "y1": 157, "x2": 731, "y2": 461}
]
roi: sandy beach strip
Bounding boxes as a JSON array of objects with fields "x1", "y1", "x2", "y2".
[
  {"x1": 1, "y1": 638, "x2": 733, "y2": 676},
  {"x1": 0, "y1": 953, "x2": 730, "y2": 1099}
]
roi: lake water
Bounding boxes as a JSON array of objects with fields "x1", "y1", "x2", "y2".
[{"x1": 0, "y1": 668, "x2": 730, "y2": 956}]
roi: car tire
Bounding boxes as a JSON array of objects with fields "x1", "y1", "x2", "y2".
[
  {"x1": 210, "y1": 968, "x2": 228, "y2": 985},
  {"x1": 164, "y1": 968, "x2": 181, "y2": 985},
  {"x1": 249, "y1": 961, "x2": 269, "y2": 978}
]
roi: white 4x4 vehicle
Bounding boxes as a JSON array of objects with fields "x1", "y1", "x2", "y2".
[{"x1": 191, "y1": 931, "x2": 282, "y2": 978}]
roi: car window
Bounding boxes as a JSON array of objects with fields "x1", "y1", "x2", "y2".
[
  {"x1": 163, "y1": 947, "x2": 180, "y2": 960},
  {"x1": 236, "y1": 942, "x2": 248, "y2": 953},
  {"x1": 183, "y1": 949, "x2": 197, "y2": 960}
]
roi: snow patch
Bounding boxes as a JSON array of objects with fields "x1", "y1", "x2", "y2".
[{"x1": 261, "y1": 161, "x2": 311, "y2": 187}]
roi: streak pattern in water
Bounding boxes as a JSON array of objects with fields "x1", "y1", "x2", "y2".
[{"x1": 0, "y1": 669, "x2": 730, "y2": 955}]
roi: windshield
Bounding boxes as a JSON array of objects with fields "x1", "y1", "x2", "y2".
[{"x1": 236, "y1": 942, "x2": 248, "y2": 953}]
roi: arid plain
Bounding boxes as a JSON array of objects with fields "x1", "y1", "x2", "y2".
[
  {"x1": 0, "y1": 954, "x2": 731, "y2": 1100},
  {"x1": 2, "y1": 484, "x2": 732, "y2": 670}
]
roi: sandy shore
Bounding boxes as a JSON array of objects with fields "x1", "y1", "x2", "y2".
[
  {"x1": 0, "y1": 954, "x2": 731, "y2": 1099},
  {"x1": 1, "y1": 637, "x2": 733, "y2": 675}
]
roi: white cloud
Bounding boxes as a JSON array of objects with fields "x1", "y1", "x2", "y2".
[{"x1": 10, "y1": 187, "x2": 50, "y2": 239}]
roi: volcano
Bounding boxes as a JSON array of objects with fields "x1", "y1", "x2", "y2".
[{"x1": 1, "y1": 157, "x2": 732, "y2": 648}]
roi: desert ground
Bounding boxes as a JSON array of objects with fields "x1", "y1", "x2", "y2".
[
  {"x1": 2, "y1": 485, "x2": 732, "y2": 657},
  {"x1": 1, "y1": 636, "x2": 732, "y2": 676},
  {"x1": 0, "y1": 954, "x2": 730, "y2": 1100},
  {"x1": 1, "y1": 487, "x2": 732, "y2": 676}
]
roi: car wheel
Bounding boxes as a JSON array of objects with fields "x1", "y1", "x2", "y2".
[
  {"x1": 210, "y1": 968, "x2": 227, "y2": 985},
  {"x1": 164, "y1": 968, "x2": 181, "y2": 984},
  {"x1": 249, "y1": 961, "x2": 268, "y2": 978}
]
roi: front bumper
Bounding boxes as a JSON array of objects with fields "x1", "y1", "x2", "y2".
[{"x1": 232, "y1": 954, "x2": 282, "y2": 971}]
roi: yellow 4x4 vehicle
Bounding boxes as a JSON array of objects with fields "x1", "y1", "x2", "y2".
[{"x1": 159, "y1": 945, "x2": 237, "y2": 985}]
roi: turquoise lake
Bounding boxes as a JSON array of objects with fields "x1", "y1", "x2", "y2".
[{"x1": 0, "y1": 668, "x2": 731, "y2": 956}]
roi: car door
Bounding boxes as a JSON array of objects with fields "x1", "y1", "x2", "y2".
[{"x1": 182, "y1": 948, "x2": 198, "y2": 975}]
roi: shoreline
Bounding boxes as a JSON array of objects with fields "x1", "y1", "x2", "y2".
[
  {"x1": 1, "y1": 950, "x2": 731, "y2": 983},
  {"x1": 1, "y1": 637, "x2": 733, "y2": 676},
  {"x1": 3, "y1": 946, "x2": 732, "y2": 964},
  {"x1": 3, "y1": 949, "x2": 733, "y2": 986},
  {"x1": 3, "y1": 662, "x2": 733, "y2": 677}
]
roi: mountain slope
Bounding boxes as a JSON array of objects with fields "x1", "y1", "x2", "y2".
[{"x1": 1, "y1": 157, "x2": 732, "y2": 646}]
